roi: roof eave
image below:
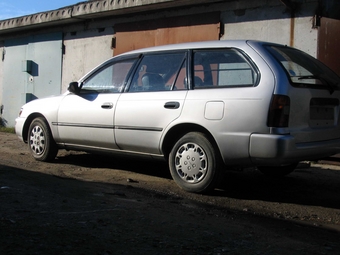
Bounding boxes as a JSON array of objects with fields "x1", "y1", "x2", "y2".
[{"x1": 0, "y1": 0, "x2": 226, "y2": 36}]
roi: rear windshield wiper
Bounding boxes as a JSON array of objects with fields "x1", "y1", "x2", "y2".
[{"x1": 298, "y1": 75, "x2": 337, "y2": 94}]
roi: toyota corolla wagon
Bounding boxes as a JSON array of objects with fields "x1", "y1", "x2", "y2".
[{"x1": 15, "y1": 40, "x2": 340, "y2": 193}]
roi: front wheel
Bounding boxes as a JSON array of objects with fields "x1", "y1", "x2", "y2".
[
  {"x1": 28, "y1": 117, "x2": 58, "y2": 162},
  {"x1": 169, "y1": 132, "x2": 222, "y2": 193}
]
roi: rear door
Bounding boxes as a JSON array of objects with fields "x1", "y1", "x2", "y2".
[{"x1": 115, "y1": 51, "x2": 188, "y2": 154}]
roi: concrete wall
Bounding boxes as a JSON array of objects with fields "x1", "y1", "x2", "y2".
[
  {"x1": 62, "y1": 27, "x2": 114, "y2": 91},
  {"x1": 221, "y1": 0, "x2": 318, "y2": 57}
]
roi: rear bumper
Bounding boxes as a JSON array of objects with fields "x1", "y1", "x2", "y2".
[{"x1": 249, "y1": 133, "x2": 340, "y2": 165}]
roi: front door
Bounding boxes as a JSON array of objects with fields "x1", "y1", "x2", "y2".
[{"x1": 57, "y1": 57, "x2": 137, "y2": 149}]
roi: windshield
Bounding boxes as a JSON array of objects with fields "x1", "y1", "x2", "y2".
[{"x1": 266, "y1": 45, "x2": 340, "y2": 93}]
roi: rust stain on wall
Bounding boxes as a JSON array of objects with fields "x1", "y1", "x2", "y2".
[{"x1": 289, "y1": 14, "x2": 295, "y2": 47}]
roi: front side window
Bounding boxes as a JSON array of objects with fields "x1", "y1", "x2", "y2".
[
  {"x1": 129, "y1": 52, "x2": 187, "y2": 92},
  {"x1": 193, "y1": 49, "x2": 258, "y2": 88},
  {"x1": 266, "y1": 46, "x2": 340, "y2": 92},
  {"x1": 81, "y1": 58, "x2": 137, "y2": 93}
]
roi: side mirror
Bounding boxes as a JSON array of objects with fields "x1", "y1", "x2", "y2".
[{"x1": 68, "y1": 82, "x2": 80, "y2": 94}]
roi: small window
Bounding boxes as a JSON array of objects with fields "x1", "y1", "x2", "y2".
[
  {"x1": 193, "y1": 49, "x2": 258, "y2": 88},
  {"x1": 82, "y1": 58, "x2": 136, "y2": 93},
  {"x1": 129, "y1": 52, "x2": 187, "y2": 92}
]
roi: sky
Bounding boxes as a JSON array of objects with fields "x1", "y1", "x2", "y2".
[{"x1": 0, "y1": 0, "x2": 85, "y2": 20}]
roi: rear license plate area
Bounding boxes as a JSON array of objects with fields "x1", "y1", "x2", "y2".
[{"x1": 309, "y1": 98, "x2": 339, "y2": 127}]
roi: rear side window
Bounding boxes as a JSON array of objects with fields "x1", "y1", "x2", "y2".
[
  {"x1": 266, "y1": 46, "x2": 340, "y2": 92},
  {"x1": 193, "y1": 49, "x2": 258, "y2": 88},
  {"x1": 129, "y1": 52, "x2": 187, "y2": 92}
]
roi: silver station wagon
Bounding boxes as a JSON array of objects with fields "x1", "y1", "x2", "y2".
[{"x1": 15, "y1": 40, "x2": 340, "y2": 193}]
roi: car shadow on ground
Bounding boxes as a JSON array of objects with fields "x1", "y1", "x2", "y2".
[
  {"x1": 217, "y1": 165, "x2": 340, "y2": 210},
  {"x1": 53, "y1": 151, "x2": 340, "y2": 210},
  {"x1": 2, "y1": 163, "x2": 339, "y2": 255},
  {"x1": 54, "y1": 150, "x2": 172, "y2": 179}
]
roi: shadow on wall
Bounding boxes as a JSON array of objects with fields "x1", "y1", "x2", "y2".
[
  {"x1": 30, "y1": 60, "x2": 39, "y2": 77},
  {"x1": 321, "y1": 0, "x2": 340, "y2": 20},
  {"x1": 26, "y1": 93, "x2": 38, "y2": 103},
  {"x1": 0, "y1": 105, "x2": 5, "y2": 126},
  {"x1": 23, "y1": 60, "x2": 39, "y2": 77},
  {"x1": 0, "y1": 117, "x2": 7, "y2": 127},
  {"x1": 1, "y1": 104, "x2": 7, "y2": 127}
]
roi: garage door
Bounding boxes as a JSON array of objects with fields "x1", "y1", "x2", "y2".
[
  {"x1": 2, "y1": 32, "x2": 62, "y2": 127},
  {"x1": 113, "y1": 12, "x2": 221, "y2": 55},
  {"x1": 318, "y1": 17, "x2": 340, "y2": 76}
]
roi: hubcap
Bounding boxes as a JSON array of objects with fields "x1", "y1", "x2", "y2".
[
  {"x1": 29, "y1": 125, "x2": 46, "y2": 155},
  {"x1": 174, "y1": 142, "x2": 207, "y2": 183}
]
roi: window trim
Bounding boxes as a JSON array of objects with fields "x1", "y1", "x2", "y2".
[
  {"x1": 125, "y1": 50, "x2": 189, "y2": 93},
  {"x1": 189, "y1": 48, "x2": 260, "y2": 90},
  {"x1": 80, "y1": 55, "x2": 140, "y2": 94}
]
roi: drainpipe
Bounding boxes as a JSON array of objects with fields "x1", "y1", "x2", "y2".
[{"x1": 280, "y1": 0, "x2": 298, "y2": 47}]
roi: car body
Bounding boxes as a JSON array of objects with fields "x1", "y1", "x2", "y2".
[{"x1": 15, "y1": 40, "x2": 340, "y2": 193}]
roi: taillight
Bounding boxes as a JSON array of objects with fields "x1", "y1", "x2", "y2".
[{"x1": 267, "y1": 95, "x2": 290, "y2": 127}]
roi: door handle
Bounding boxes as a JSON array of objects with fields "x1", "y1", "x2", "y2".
[
  {"x1": 164, "y1": 101, "x2": 180, "y2": 109},
  {"x1": 101, "y1": 102, "x2": 113, "y2": 109}
]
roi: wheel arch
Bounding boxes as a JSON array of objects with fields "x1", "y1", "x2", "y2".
[
  {"x1": 161, "y1": 123, "x2": 222, "y2": 161},
  {"x1": 22, "y1": 113, "x2": 48, "y2": 143}
]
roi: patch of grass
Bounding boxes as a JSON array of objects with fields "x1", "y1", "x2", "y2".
[
  {"x1": 0, "y1": 117, "x2": 15, "y2": 133},
  {"x1": 0, "y1": 126, "x2": 15, "y2": 133}
]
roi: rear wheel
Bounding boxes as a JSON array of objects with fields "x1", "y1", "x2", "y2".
[
  {"x1": 257, "y1": 163, "x2": 298, "y2": 177},
  {"x1": 169, "y1": 132, "x2": 222, "y2": 193},
  {"x1": 28, "y1": 117, "x2": 58, "y2": 162}
]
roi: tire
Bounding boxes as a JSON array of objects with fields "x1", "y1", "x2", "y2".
[
  {"x1": 169, "y1": 132, "x2": 222, "y2": 193},
  {"x1": 257, "y1": 163, "x2": 298, "y2": 177},
  {"x1": 28, "y1": 117, "x2": 58, "y2": 162}
]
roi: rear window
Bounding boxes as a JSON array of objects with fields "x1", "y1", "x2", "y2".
[{"x1": 266, "y1": 46, "x2": 340, "y2": 93}]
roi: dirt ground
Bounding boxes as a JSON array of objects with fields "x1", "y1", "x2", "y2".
[{"x1": 1, "y1": 132, "x2": 340, "y2": 255}]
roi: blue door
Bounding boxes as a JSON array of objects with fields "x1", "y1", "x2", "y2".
[{"x1": 2, "y1": 32, "x2": 62, "y2": 127}]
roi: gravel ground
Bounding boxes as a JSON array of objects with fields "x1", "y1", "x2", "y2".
[{"x1": 0, "y1": 132, "x2": 340, "y2": 255}]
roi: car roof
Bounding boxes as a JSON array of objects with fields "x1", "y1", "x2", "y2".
[{"x1": 117, "y1": 40, "x2": 271, "y2": 56}]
